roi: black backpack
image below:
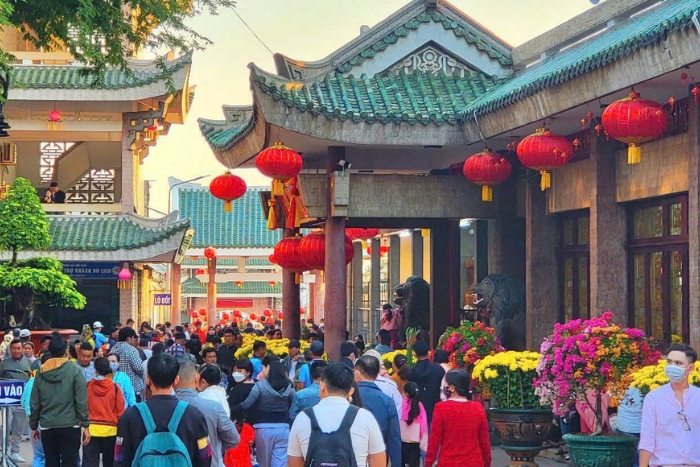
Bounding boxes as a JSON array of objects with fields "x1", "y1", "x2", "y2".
[{"x1": 303, "y1": 405, "x2": 359, "y2": 467}]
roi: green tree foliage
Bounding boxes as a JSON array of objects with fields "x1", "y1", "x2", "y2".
[
  {"x1": 0, "y1": 0, "x2": 236, "y2": 85},
  {"x1": 0, "y1": 178, "x2": 85, "y2": 329}
]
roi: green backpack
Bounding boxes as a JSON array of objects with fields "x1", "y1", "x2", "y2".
[{"x1": 133, "y1": 400, "x2": 193, "y2": 467}]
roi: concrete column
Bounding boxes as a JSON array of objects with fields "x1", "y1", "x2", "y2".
[
  {"x1": 207, "y1": 257, "x2": 217, "y2": 327},
  {"x1": 351, "y1": 242, "x2": 364, "y2": 336},
  {"x1": 119, "y1": 287, "x2": 133, "y2": 325},
  {"x1": 370, "y1": 237, "x2": 381, "y2": 335},
  {"x1": 687, "y1": 92, "x2": 700, "y2": 349},
  {"x1": 170, "y1": 263, "x2": 181, "y2": 324},
  {"x1": 121, "y1": 115, "x2": 135, "y2": 213},
  {"x1": 589, "y1": 131, "x2": 627, "y2": 318},
  {"x1": 430, "y1": 219, "x2": 461, "y2": 346},
  {"x1": 525, "y1": 177, "x2": 559, "y2": 350},
  {"x1": 412, "y1": 230, "x2": 423, "y2": 278},
  {"x1": 282, "y1": 229, "x2": 301, "y2": 339},
  {"x1": 389, "y1": 234, "x2": 401, "y2": 296},
  {"x1": 324, "y1": 147, "x2": 347, "y2": 361}
]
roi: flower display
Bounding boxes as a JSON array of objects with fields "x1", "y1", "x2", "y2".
[
  {"x1": 472, "y1": 351, "x2": 543, "y2": 409},
  {"x1": 234, "y1": 333, "x2": 310, "y2": 359},
  {"x1": 534, "y1": 312, "x2": 659, "y2": 434},
  {"x1": 437, "y1": 321, "x2": 504, "y2": 373},
  {"x1": 382, "y1": 350, "x2": 407, "y2": 375},
  {"x1": 630, "y1": 359, "x2": 700, "y2": 396}
]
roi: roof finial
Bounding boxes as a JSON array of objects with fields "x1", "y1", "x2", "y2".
[{"x1": 425, "y1": 0, "x2": 438, "y2": 7}]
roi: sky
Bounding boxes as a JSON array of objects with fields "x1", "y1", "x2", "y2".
[{"x1": 142, "y1": 0, "x2": 595, "y2": 214}]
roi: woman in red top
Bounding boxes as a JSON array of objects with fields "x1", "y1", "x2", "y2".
[{"x1": 425, "y1": 369, "x2": 491, "y2": 467}]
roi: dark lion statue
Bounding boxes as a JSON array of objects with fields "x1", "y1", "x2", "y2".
[
  {"x1": 393, "y1": 276, "x2": 430, "y2": 339},
  {"x1": 470, "y1": 274, "x2": 526, "y2": 351}
]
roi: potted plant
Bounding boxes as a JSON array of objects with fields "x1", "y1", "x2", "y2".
[
  {"x1": 473, "y1": 351, "x2": 550, "y2": 467},
  {"x1": 534, "y1": 312, "x2": 659, "y2": 467},
  {"x1": 437, "y1": 320, "x2": 504, "y2": 375},
  {"x1": 630, "y1": 359, "x2": 700, "y2": 395}
]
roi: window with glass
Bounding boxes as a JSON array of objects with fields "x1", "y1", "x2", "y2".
[
  {"x1": 628, "y1": 196, "x2": 688, "y2": 343},
  {"x1": 559, "y1": 212, "x2": 590, "y2": 323}
]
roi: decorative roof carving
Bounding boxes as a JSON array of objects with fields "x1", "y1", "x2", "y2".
[{"x1": 389, "y1": 44, "x2": 479, "y2": 78}]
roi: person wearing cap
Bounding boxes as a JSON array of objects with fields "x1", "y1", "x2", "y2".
[
  {"x1": 281, "y1": 340, "x2": 303, "y2": 382},
  {"x1": 19, "y1": 329, "x2": 31, "y2": 343},
  {"x1": 296, "y1": 341, "x2": 324, "y2": 390},
  {"x1": 93, "y1": 322, "x2": 107, "y2": 349}
]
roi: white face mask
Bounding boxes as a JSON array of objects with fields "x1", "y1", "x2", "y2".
[{"x1": 232, "y1": 372, "x2": 246, "y2": 383}]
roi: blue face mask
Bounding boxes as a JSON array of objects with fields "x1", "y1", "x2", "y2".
[
  {"x1": 665, "y1": 364, "x2": 687, "y2": 383},
  {"x1": 109, "y1": 362, "x2": 119, "y2": 373}
]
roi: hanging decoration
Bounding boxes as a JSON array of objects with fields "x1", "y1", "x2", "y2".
[
  {"x1": 298, "y1": 231, "x2": 354, "y2": 271},
  {"x1": 198, "y1": 308, "x2": 207, "y2": 317},
  {"x1": 263, "y1": 309, "x2": 272, "y2": 317},
  {"x1": 601, "y1": 90, "x2": 667, "y2": 165},
  {"x1": 269, "y1": 254, "x2": 277, "y2": 264},
  {"x1": 461, "y1": 148, "x2": 512, "y2": 202},
  {"x1": 235, "y1": 281, "x2": 243, "y2": 288},
  {"x1": 345, "y1": 228, "x2": 380, "y2": 248},
  {"x1": 668, "y1": 97, "x2": 676, "y2": 111},
  {"x1": 366, "y1": 245, "x2": 390, "y2": 257},
  {"x1": 692, "y1": 86, "x2": 700, "y2": 103},
  {"x1": 48, "y1": 109, "x2": 63, "y2": 131},
  {"x1": 268, "y1": 281, "x2": 277, "y2": 287},
  {"x1": 277, "y1": 312, "x2": 284, "y2": 320},
  {"x1": 195, "y1": 268, "x2": 205, "y2": 275},
  {"x1": 273, "y1": 236, "x2": 308, "y2": 283},
  {"x1": 204, "y1": 247, "x2": 217, "y2": 259},
  {"x1": 117, "y1": 266, "x2": 132, "y2": 290},
  {"x1": 190, "y1": 310, "x2": 199, "y2": 320},
  {"x1": 285, "y1": 176, "x2": 304, "y2": 230},
  {"x1": 233, "y1": 310, "x2": 242, "y2": 318},
  {"x1": 516, "y1": 128, "x2": 573, "y2": 191},
  {"x1": 255, "y1": 142, "x2": 303, "y2": 230},
  {"x1": 221, "y1": 312, "x2": 231, "y2": 322},
  {"x1": 249, "y1": 313, "x2": 258, "y2": 321},
  {"x1": 209, "y1": 172, "x2": 247, "y2": 212}
]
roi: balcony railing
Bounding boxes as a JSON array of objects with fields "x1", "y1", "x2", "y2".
[{"x1": 42, "y1": 203, "x2": 122, "y2": 215}]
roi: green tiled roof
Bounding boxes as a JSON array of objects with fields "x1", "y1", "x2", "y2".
[
  {"x1": 337, "y1": 7, "x2": 512, "y2": 74},
  {"x1": 252, "y1": 66, "x2": 502, "y2": 126},
  {"x1": 48, "y1": 215, "x2": 190, "y2": 251},
  {"x1": 181, "y1": 258, "x2": 274, "y2": 267},
  {"x1": 181, "y1": 278, "x2": 282, "y2": 295},
  {"x1": 179, "y1": 186, "x2": 280, "y2": 249},
  {"x1": 11, "y1": 53, "x2": 192, "y2": 90},
  {"x1": 199, "y1": 114, "x2": 254, "y2": 153},
  {"x1": 466, "y1": 0, "x2": 699, "y2": 116},
  {"x1": 247, "y1": 258, "x2": 274, "y2": 267}
]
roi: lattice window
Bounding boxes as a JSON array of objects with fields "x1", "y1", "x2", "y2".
[
  {"x1": 67, "y1": 25, "x2": 107, "y2": 54},
  {"x1": 66, "y1": 169, "x2": 115, "y2": 203},
  {"x1": 40, "y1": 142, "x2": 75, "y2": 185}
]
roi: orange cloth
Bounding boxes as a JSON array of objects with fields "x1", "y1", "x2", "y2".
[
  {"x1": 224, "y1": 423, "x2": 254, "y2": 467},
  {"x1": 87, "y1": 378, "x2": 125, "y2": 437},
  {"x1": 193, "y1": 329, "x2": 207, "y2": 343}
]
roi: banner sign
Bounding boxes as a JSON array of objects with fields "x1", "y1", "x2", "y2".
[
  {"x1": 154, "y1": 294, "x2": 172, "y2": 306},
  {"x1": 0, "y1": 380, "x2": 24, "y2": 406},
  {"x1": 62, "y1": 262, "x2": 120, "y2": 279}
]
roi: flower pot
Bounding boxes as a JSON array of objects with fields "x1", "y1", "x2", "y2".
[
  {"x1": 489, "y1": 408, "x2": 552, "y2": 467},
  {"x1": 562, "y1": 433, "x2": 638, "y2": 467}
]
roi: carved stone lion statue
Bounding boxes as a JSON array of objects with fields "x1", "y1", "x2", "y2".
[
  {"x1": 393, "y1": 276, "x2": 430, "y2": 340},
  {"x1": 470, "y1": 274, "x2": 526, "y2": 351}
]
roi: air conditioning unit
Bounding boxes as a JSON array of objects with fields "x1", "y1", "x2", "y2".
[{"x1": 0, "y1": 143, "x2": 17, "y2": 166}]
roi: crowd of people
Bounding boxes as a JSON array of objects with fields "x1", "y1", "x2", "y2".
[{"x1": 2, "y1": 315, "x2": 491, "y2": 467}]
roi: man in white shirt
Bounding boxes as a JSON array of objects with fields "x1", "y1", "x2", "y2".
[{"x1": 288, "y1": 363, "x2": 386, "y2": 467}]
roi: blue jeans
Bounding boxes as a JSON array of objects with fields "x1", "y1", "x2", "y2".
[
  {"x1": 31, "y1": 430, "x2": 45, "y2": 467},
  {"x1": 254, "y1": 423, "x2": 289, "y2": 467}
]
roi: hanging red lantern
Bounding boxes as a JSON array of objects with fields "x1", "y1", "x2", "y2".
[
  {"x1": 190, "y1": 310, "x2": 198, "y2": 319},
  {"x1": 204, "y1": 247, "x2": 216, "y2": 259},
  {"x1": 256, "y1": 142, "x2": 302, "y2": 195},
  {"x1": 366, "y1": 245, "x2": 390, "y2": 257},
  {"x1": 209, "y1": 172, "x2": 247, "y2": 212},
  {"x1": 298, "y1": 231, "x2": 354, "y2": 271},
  {"x1": 274, "y1": 236, "x2": 308, "y2": 283},
  {"x1": 277, "y1": 312, "x2": 284, "y2": 320},
  {"x1": 222, "y1": 312, "x2": 231, "y2": 321},
  {"x1": 235, "y1": 281, "x2": 243, "y2": 288},
  {"x1": 269, "y1": 254, "x2": 276, "y2": 264},
  {"x1": 263, "y1": 309, "x2": 272, "y2": 317},
  {"x1": 692, "y1": 86, "x2": 700, "y2": 102},
  {"x1": 249, "y1": 313, "x2": 257, "y2": 321},
  {"x1": 268, "y1": 280, "x2": 277, "y2": 287},
  {"x1": 462, "y1": 148, "x2": 512, "y2": 202},
  {"x1": 345, "y1": 228, "x2": 380, "y2": 240},
  {"x1": 233, "y1": 310, "x2": 241, "y2": 318},
  {"x1": 516, "y1": 128, "x2": 573, "y2": 191},
  {"x1": 195, "y1": 268, "x2": 205, "y2": 275},
  {"x1": 601, "y1": 90, "x2": 667, "y2": 165},
  {"x1": 48, "y1": 109, "x2": 63, "y2": 131},
  {"x1": 198, "y1": 308, "x2": 207, "y2": 317}
]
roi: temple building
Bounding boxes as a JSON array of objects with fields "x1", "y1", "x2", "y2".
[
  {"x1": 0, "y1": 29, "x2": 195, "y2": 330},
  {"x1": 200, "y1": 0, "x2": 700, "y2": 354}
]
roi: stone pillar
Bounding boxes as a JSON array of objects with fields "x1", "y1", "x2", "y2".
[
  {"x1": 389, "y1": 235, "x2": 401, "y2": 293},
  {"x1": 589, "y1": 131, "x2": 627, "y2": 318},
  {"x1": 207, "y1": 257, "x2": 217, "y2": 327},
  {"x1": 430, "y1": 219, "x2": 461, "y2": 346},
  {"x1": 282, "y1": 228, "x2": 301, "y2": 339},
  {"x1": 324, "y1": 147, "x2": 347, "y2": 361},
  {"x1": 119, "y1": 287, "x2": 134, "y2": 325},
  {"x1": 525, "y1": 177, "x2": 559, "y2": 350},
  {"x1": 687, "y1": 91, "x2": 700, "y2": 349},
  {"x1": 489, "y1": 173, "x2": 525, "y2": 281},
  {"x1": 121, "y1": 115, "x2": 135, "y2": 213},
  {"x1": 370, "y1": 237, "x2": 381, "y2": 335},
  {"x1": 412, "y1": 230, "x2": 423, "y2": 278},
  {"x1": 170, "y1": 263, "x2": 181, "y2": 324},
  {"x1": 351, "y1": 242, "x2": 364, "y2": 336}
]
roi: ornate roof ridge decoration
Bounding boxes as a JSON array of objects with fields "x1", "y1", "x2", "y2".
[
  {"x1": 273, "y1": 0, "x2": 511, "y2": 81},
  {"x1": 465, "y1": 0, "x2": 699, "y2": 117},
  {"x1": 11, "y1": 51, "x2": 193, "y2": 90},
  {"x1": 198, "y1": 105, "x2": 256, "y2": 154}
]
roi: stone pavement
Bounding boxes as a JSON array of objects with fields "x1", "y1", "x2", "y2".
[{"x1": 14, "y1": 437, "x2": 569, "y2": 466}]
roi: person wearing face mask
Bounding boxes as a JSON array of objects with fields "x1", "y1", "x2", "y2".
[
  {"x1": 198, "y1": 363, "x2": 231, "y2": 418},
  {"x1": 107, "y1": 353, "x2": 137, "y2": 407},
  {"x1": 639, "y1": 343, "x2": 700, "y2": 467},
  {"x1": 228, "y1": 359, "x2": 258, "y2": 424}
]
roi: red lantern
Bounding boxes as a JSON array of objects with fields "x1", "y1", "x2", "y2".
[
  {"x1": 249, "y1": 313, "x2": 257, "y2": 321},
  {"x1": 366, "y1": 245, "x2": 390, "y2": 257},
  {"x1": 222, "y1": 312, "x2": 230, "y2": 321},
  {"x1": 345, "y1": 228, "x2": 380, "y2": 240},
  {"x1": 255, "y1": 142, "x2": 302, "y2": 195},
  {"x1": 195, "y1": 268, "x2": 205, "y2": 275},
  {"x1": 198, "y1": 309, "x2": 207, "y2": 317},
  {"x1": 274, "y1": 236, "x2": 308, "y2": 276},
  {"x1": 263, "y1": 309, "x2": 272, "y2": 317},
  {"x1": 269, "y1": 254, "x2": 276, "y2": 264},
  {"x1": 298, "y1": 231, "x2": 354, "y2": 271},
  {"x1": 233, "y1": 310, "x2": 241, "y2": 318},
  {"x1": 204, "y1": 247, "x2": 216, "y2": 259},
  {"x1": 277, "y1": 312, "x2": 284, "y2": 320},
  {"x1": 48, "y1": 109, "x2": 62, "y2": 130},
  {"x1": 190, "y1": 311, "x2": 198, "y2": 319},
  {"x1": 209, "y1": 172, "x2": 247, "y2": 212},
  {"x1": 516, "y1": 128, "x2": 573, "y2": 191},
  {"x1": 601, "y1": 91, "x2": 667, "y2": 165},
  {"x1": 235, "y1": 281, "x2": 243, "y2": 288},
  {"x1": 693, "y1": 86, "x2": 700, "y2": 103},
  {"x1": 268, "y1": 281, "x2": 277, "y2": 287},
  {"x1": 462, "y1": 148, "x2": 512, "y2": 202}
]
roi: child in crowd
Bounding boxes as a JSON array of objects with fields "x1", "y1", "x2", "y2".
[
  {"x1": 400, "y1": 382, "x2": 428, "y2": 467},
  {"x1": 224, "y1": 416, "x2": 255, "y2": 467}
]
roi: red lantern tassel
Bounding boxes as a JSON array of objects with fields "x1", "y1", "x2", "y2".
[
  {"x1": 267, "y1": 199, "x2": 277, "y2": 230},
  {"x1": 628, "y1": 144, "x2": 641, "y2": 165},
  {"x1": 540, "y1": 171, "x2": 551, "y2": 191},
  {"x1": 223, "y1": 201, "x2": 232, "y2": 213},
  {"x1": 295, "y1": 273, "x2": 301, "y2": 285},
  {"x1": 272, "y1": 180, "x2": 285, "y2": 197},
  {"x1": 286, "y1": 196, "x2": 297, "y2": 230},
  {"x1": 481, "y1": 186, "x2": 492, "y2": 202}
]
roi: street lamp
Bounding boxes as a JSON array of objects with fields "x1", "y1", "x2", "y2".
[{"x1": 167, "y1": 175, "x2": 210, "y2": 213}]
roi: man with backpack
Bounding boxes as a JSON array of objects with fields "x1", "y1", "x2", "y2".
[
  {"x1": 114, "y1": 353, "x2": 212, "y2": 467},
  {"x1": 288, "y1": 363, "x2": 386, "y2": 467}
]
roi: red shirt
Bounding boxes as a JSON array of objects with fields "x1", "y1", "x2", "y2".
[
  {"x1": 425, "y1": 400, "x2": 491, "y2": 467},
  {"x1": 193, "y1": 329, "x2": 207, "y2": 343},
  {"x1": 224, "y1": 423, "x2": 254, "y2": 467}
]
